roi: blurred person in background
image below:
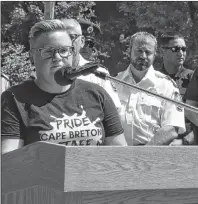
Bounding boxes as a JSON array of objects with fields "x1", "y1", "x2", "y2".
[{"x1": 61, "y1": 18, "x2": 121, "y2": 110}]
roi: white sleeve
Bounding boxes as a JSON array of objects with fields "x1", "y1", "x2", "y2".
[
  {"x1": 1, "y1": 78, "x2": 10, "y2": 93},
  {"x1": 103, "y1": 80, "x2": 122, "y2": 109},
  {"x1": 161, "y1": 89, "x2": 186, "y2": 134},
  {"x1": 96, "y1": 67, "x2": 122, "y2": 109}
]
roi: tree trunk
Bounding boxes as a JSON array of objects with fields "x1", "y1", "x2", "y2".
[{"x1": 44, "y1": 2, "x2": 55, "y2": 20}]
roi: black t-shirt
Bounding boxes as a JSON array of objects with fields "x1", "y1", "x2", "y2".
[{"x1": 1, "y1": 79, "x2": 123, "y2": 146}]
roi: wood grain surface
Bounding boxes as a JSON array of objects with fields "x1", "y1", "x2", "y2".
[
  {"x1": 2, "y1": 142, "x2": 66, "y2": 193},
  {"x1": 2, "y1": 142, "x2": 198, "y2": 204},
  {"x1": 2, "y1": 186, "x2": 198, "y2": 204},
  {"x1": 64, "y1": 146, "x2": 198, "y2": 192}
]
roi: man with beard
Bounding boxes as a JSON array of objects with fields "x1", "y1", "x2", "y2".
[
  {"x1": 160, "y1": 34, "x2": 195, "y2": 145},
  {"x1": 115, "y1": 32, "x2": 186, "y2": 145}
]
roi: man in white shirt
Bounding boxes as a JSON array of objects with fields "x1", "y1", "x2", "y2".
[
  {"x1": 61, "y1": 18, "x2": 121, "y2": 109},
  {"x1": 116, "y1": 32, "x2": 186, "y2": 145}
]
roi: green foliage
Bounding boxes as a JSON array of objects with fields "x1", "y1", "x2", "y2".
[
  {"x1": 90, "y1": 1, "x2": 198, "y2": 74},
  {"x1": 1, "y1": 1, "x2": 198, "y2": 84},
  {"x1": 55, "y1": 1, "x2": 96, "y2": 19},
  {"x1": 1, "y1": 1, "x2": 44, "y2": 49},
  {"x1": 1, "y1": 1, "x2": 44, "y2": 84},
  {"x1": 117, "y1": 1, "x2": 198, "y2": 69},
  {"x1": 119, "y1": 2, "x2": 191, "y2": 34},
  {"x1": 1, "y1": 43, "x2": 33, "y2": 85}
]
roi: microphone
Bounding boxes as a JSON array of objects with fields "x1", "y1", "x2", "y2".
[
  {"x1": 54, "y1": 66, "x2": 74, "y2": 86},
  {"x1": 66, "y1": 62, "x2": 106, "y2": 80},
  {"x1": 54, "y1": 62, "x2": 108, "y2": 85}
]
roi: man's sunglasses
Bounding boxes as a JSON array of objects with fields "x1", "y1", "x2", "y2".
[{"x1": 162, "y1": 46, "x2": 187, "y2": 52}]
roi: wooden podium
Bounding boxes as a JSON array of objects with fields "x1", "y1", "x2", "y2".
[{"x1": 2, "y1": 142, "x2": 198, "y2": 204}]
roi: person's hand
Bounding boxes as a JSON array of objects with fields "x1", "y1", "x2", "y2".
[
  {"x1": 169, "y1": 139, "x2": 183, "y2": 146},
  {"x1": 146, "y1": 126, "x2": 178, "y2": 146}
]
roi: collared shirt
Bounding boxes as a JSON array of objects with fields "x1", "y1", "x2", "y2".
[
  {"x1": 115, "y1": 65, "x2": 186, "y2": 145},
  {"x1": 161, "y1": 65, "x2": 194, "y2": 136},
  {"x1": 1, "y1": 74, "x2": 10, "y2": 93},
  {"x1": 77, "y1": 55, "x2": 121, "y2": 109}
]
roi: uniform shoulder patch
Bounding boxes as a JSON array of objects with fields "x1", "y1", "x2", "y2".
[
  {"x1": 174, "y1": 91, "x2": 183, "y2": 112},
  {"x1": 179, "y1": 68, "x2": 194, "y2": 80}
]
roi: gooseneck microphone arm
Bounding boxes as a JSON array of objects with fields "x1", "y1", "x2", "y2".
[
  {"x1": 58, "y1": 62, "x2": 198, "y2": 114},
  {"x1": 94, "y1": 70, "x2": 198, "y2": 114}
]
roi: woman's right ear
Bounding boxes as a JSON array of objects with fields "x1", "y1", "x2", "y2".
[{"x1": 81, "y1": 35, "x2": 85, "y2": 48}]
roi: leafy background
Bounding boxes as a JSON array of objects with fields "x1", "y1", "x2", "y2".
[{"x1": 1, "y1": 1, "x2": 198, "y2": 84}]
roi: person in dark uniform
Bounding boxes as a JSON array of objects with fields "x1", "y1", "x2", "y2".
[
  {"x1": 184, "y1": 67, "x2": 198, "y2": 142},
  {"x1": 160, "y1": 33, "x2": 195, "y2": 145}
]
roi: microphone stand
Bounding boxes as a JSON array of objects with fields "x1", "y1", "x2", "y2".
[{"x1": 94, "y1": 71, "x2": 198, "y2": 114}]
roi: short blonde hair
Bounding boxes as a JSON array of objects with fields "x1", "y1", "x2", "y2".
[
  {"x1": 61, "y1": 18, "x2": 82, "y2": 35},
  {"x1": 129, "y1": 32, "x2": 157, "y2": 52},
  {"x1": 29, "y1": 19, "x2": 69, "y2": 49}
]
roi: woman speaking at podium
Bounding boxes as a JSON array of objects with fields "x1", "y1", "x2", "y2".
[{"x1": 1, "y1": 19, "x2": 127, "y2": 154}]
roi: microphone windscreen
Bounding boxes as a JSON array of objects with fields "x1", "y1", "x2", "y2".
[
  {"x1": 54, "y1": 66, "x2": 74, "y2": 86},
  {"x1": 66, "y1": 62, "x2": 100, "y2": 80}
]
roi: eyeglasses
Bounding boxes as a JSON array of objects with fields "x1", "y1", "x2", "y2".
[
  {"x1": 162, "y1": 46, "x2": 187, "y2": 53},
  {"x1": 32, "y1": 46, "x2": 74, "y2": 59},
  {"x1": 69, "y1": 34, "x2": 82, "y2": 42}
]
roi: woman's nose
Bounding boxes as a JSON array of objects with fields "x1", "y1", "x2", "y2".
[{"x1": 53, "y1": 52, "x2": 62, "y2": 61}]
